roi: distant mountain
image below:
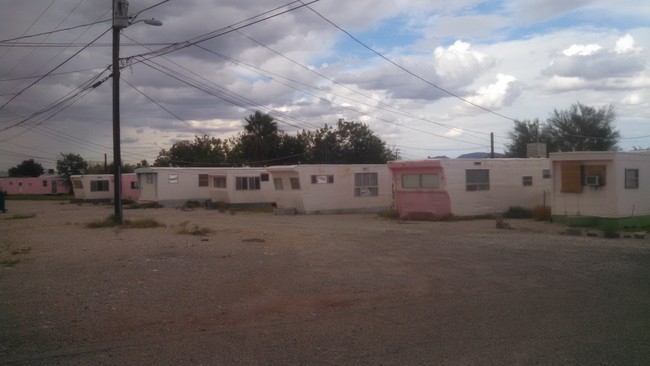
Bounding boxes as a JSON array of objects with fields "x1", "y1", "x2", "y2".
[{"x1": 456, "y1": 152, "x2": 506, "y2": 159}]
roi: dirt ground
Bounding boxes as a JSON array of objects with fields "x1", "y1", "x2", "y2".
[{"x1": 1, "y1": 200, "x2": 649, "y2": 365}]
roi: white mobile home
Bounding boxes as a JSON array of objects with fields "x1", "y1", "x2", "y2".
[
  {"x1": 266, "y1": 164, "x2": 392, "y2": 214},
  {"x1": 208, "y1": 168, "x2": 274, "y2": 205},
  {"x1": 135, "y1": 167, "x2": 221, "y2": 206},
  {"x1": 135, "y1": 167, "x2": 273, "y2": 206},
  {"x1": 550, "y1": 151, "x2": 650, "y2": 229},
  {"x1": 388, "y1": 159, "x2": 551, "y2": 218},
  {"x1": 71, "y1": 174, "x2": 139, "y2": 201}
]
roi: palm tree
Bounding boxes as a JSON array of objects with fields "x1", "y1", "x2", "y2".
[{"x1": 242, "y1": 111, "x2": 280, "y2": 166}]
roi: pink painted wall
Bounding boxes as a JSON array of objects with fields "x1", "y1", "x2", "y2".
[
  {"x1": 0, "y1": 176, "x2": 69, "y2": 195},
  {"x1": 389, "y1": 160, "x2": 452, "y2": 219},
  {"x1": 122, "y1": 174, "x2": 140, "y2": 201}
]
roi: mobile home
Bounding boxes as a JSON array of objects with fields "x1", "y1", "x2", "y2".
[
  {"x1": 70, "y1": 174, "x2": 139, "y2": 201},
  {"x1": 550, "y1": 151, "x2": 650, "y2": 229},
  {"x1": 136, "y1": 167, "x2": 270, "y2": 206},
  {"x1": 266, "y1": 164, "x2": 392, "y2": 214},
  {"x1": 0, "y1": 176, "x2": 68, "y2": 195},
  {"x1": 208, "y1": 168, "x2": 274, "y2": 206},
  {"x1": 388, "y1": 159, "x2": 551, "y2": 219}
]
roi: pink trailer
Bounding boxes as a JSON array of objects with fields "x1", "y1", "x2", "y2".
[{"x1": 0, "y1": 176, "x2": 69, "y2": 195}]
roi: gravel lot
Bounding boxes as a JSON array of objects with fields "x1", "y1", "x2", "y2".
[{"x1": 1, "y1": 200, "x2": 649, "y2": 365}]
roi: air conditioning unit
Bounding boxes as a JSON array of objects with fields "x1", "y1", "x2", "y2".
[{"x1": 585, "y1": 175, "x2": 600, "y2": 186}]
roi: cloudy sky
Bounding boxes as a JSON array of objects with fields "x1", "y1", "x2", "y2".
[{"x1": 0, "y1": 0, "x2": 648, "y2": 171}]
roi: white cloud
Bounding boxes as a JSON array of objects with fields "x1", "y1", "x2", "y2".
[
  {"x1": 621, "y1": 94, "x2": 643, "y2": 105},
  {"x1": 433, "y1": 41, "x2": 493, "y2": 82},
  {"x1": 543, "y1": 35, "x2": 645, "y2": 80},
  {"x1": 445, "y1": 128, "x2": 464, "y2": 137},
  {"x1": 562, "y1": 44, "x2": 602, "y2": 56},
  {"x1": 615, "y1": 34, "x2": 642, "y2": 54},
  {"x1": 467, "y1": 74, "x2": 519, "y2": 109}
]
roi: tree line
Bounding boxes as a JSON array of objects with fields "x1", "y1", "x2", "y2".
[
  {"x1": 5, "y1": 112, "x2": 397, "y2": 180},
  {"x1": 6, "y1": 103, "x2": 624, "y2": 182},
  {"x1": 153, "y1": 112, "x2": 398, "y2": 167},
  {"x1": 505, "y1": 102, "x2": 620, "y2": 157}
]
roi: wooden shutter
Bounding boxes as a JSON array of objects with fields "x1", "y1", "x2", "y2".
[{"x1": 561, "y1": 162, "x2": 582, "y2": 193}]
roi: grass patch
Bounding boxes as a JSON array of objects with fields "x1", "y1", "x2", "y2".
[
  {"x1": 125, "y1": 202, "x2": 163, "y2": 209},
  {"x1": 0, "y1": 259, "x2": 21, "y2": 267},
  {"x1": 86, "y1": 215, "x2": 164, "y2": 229},
  {"x1": 176, "y1": 221, "x2": 214, "y2": 236},
  {"x1": 5, "y1": 194, "x2": 73, "y2": 201},
  {"x1": 532, "y1": 205, "x2": 552, "y2": 221},
  {"x1": 503, "y1": 206, "x2": 533, "y2": 219},
  {"x1": 179, "y1": 200, "x2": 204, "y2": 211},
  {"x1": 377, "y1": 209, "x2": 400, "y2": 220},
  {"x1": 126, "y1": 218, "x2": 165, "y2": 229},
  {"x1": 10, "y1": 246, "x2": 32, "y2": 255},
  {"x1": 86, "y1": 215, "x2": 119, "y2": 228},
  {"x1": 3, "y1": 213, "x2": 36, "y2": 220}
]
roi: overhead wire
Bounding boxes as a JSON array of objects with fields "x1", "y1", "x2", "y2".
[
  {"x1": 231, "y1": 29, "x2": 492, "y2": 142},
  {"x1": 298, "y1": 1, "x2": 517, "y2": 122},
  {"x1": 0, "y1": 0, "x2": 58, "y2": 61},
  {"x1": 4, "y1": 6, "x2": 112, "y2": 102},
  {"x1": 0, "y1": 18, "x2": 112, "y2": 43},
  {"x1": 0, "y1": 27, "x2": 111, "y2": 111},
  {"x1": 192, "y1": 42, "x2": 483, "y2": 146}
]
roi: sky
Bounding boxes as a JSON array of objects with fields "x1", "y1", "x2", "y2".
[{"x1": 0, "y1": 0, "x2": 648, "y2": 172}]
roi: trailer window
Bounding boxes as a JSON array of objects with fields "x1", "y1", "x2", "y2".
[
  {"x1": 402, "y1": 174, "x2": 439, "y2": 189},
  {"x1": 198, "y1": 174, "x2": 209, "y2": 187},
  {"x1": 90, "y1": 180, "x2": 110, "y2": 192},
  {"x1": 274, "y1": 178, "x2": 284, "y2": 190},
  {"x1": 236, "y1": 176, "x2": 261, "y2": 191},
  {"x1": 625, "y1": 169, "x2": 639, "y2": 189},
  {"x1": 466, "y1": 169, "x2": 489, "y2": 191},
  {"x1": 311, "y1": 175, "x2": 334, "y2": 184},
  {"x1": 213, "y1": 176, "x2": 227, "y2": 188},
  {"x1": 354, "y1": 172, "x2": 378, "y2": 197}
]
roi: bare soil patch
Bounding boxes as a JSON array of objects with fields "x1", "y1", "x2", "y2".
[{"x1": 1, "y1": 201, "x2": 649, "y2": 365}]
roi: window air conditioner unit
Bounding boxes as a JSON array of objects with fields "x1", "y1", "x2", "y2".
[{"x1": 585, "y1": 175, "x2": 600, "y2": 186}]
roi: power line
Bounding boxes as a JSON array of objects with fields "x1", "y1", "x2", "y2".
[
  {"x1": 187, "y1": 44, "x2": 487, "y2": 146},
  {"x1": 121, "y1": 0, "x2": 321, "y2": 66},
  {"x1": 3, "y1": 7, "x2": 112, "y2": 101},
  {"x1": 121, "y1": 77, "x2": 211, "y2": 136},
  {"x1": 0, "y1": 0, "x2": 57, "y2": 62},
  {"x1": 0, "y1": 19, "x2": 112, "y2": 43},
  {"x1": 0, "y1": 27, "x2": 111, "y2": 111},
  {"x1": 299, "y1": 1, "x2": 517, "y2": 122},
  {"x1": 230, "y1": 30, "x2": 490, "y2": 142}
]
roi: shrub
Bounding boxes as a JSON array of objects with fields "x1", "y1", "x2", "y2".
[
  {"x1": 126, "y1": 218, "x2": 165, "y2": 229},
  {"x1": 377, "y1": 210, "x2": 400, "y2": 219},
  {"x1": 504, "y1": 206, "x2": 533, "y2": 219},
  {"x1": 86, "y1": 215, "x2": 164, "y2": 229},
  {"x1": 176, "y1": 221, "x2": 213, "y2": 236},
  {"x1": 532, "y1": 205, "x2": 552, "y2": 221},
  {"x1": 86, "y1": 215, "x2": 118, "y2": 228},
  {"x1": 3, "y1": 213, "x2": 36, "y2": 220},
  {"x1": 180, "y1": 200, "x2": 203, "y2": 210}
]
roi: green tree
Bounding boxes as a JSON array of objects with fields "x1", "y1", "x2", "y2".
[
  {"x1": 506, "y1": 103, "x2": 620, "y2": 157},
  {"x1": 545, "y1": 102, "x2": 619, "y2": 152},
  {"x1": 505, "y1": 119, "x2": 553, "y2": 158},
  {"x1": 240, "y1": 111, "x2": 281, "y2": 166},
  {"x1": 56, "y1": 153, "x2": 88, "y2": 193},
  {"x1": 302, "y1": 120, "x2": 397, "y2": 164},
  {"x1": 8, "y1": 159, "x2": 45, "y2": 177},
  {"x1": 335, "y1": 120, "x2": 397, "y2": 163},
  {"x1": 154, "y1": 135, "x2": 230, "y2": 167}
]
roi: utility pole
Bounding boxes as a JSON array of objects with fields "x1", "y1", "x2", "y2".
[
  {"x1": 112, "y1": 1, "x2": 162, "y2": 224},
  {"x1": 490, "y1": 132, "x2": 494, "y2": 158},
  {"x1": 112, "y1": 0, "x2": 129, "y2": 224}
]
